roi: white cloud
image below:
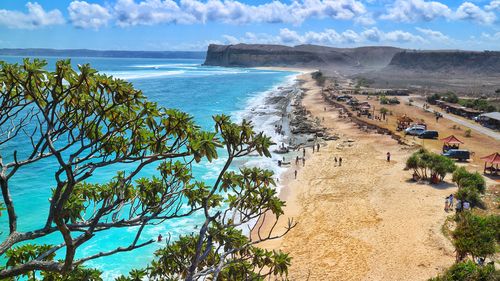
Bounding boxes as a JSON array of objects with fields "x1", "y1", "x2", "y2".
[
  {"x1": 381, "y1": 0, "x2": 496, "y2": 24},
  {"x1": 68, "y1": 1, "x2": 112, "y2": 29},
  {"x1": 381, "y1": 0, "x2": 451, "y2": 22},
  {"x1": 0, "y1": 2, "x2": 64, "y2": 29},
  {"x1": 112, "y1": 0, "x2": 368, "y2": 26},
  {"x1": 454, "y1": 2, "x2": 496, "y2": 24},
  {"x1": 223, "y1": 27, "x2": 427, "y2": 46},
  {"x1": 415, "y1": 27, "x2": 449, "y2": 41},
  {"x1": 485, "y1": 0, "x2": 500, "y2": 11}
]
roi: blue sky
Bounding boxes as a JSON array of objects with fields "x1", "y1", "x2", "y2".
[{"x1": 0, "y1": 0, "x2": 499, "y2": 51}]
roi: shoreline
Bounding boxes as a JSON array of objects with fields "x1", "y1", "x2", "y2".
[{"x1": 252, "y1": 72, "x2": 457, "y2": 280}]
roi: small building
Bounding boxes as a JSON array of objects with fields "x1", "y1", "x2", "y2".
[
  {"x1": 435, "y1": 101, "x2": 483, "y2": 119},
  {"x1": 476, "y1": 112, "x2": 500, "y2": 130}
]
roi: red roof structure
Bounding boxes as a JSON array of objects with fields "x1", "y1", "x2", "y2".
[
  {"x1": 441, "y1": 135, "x2": 464, "y2": 144},
  {"x1": 480, "y1": 152, "x2": 500, "y2": 164}
]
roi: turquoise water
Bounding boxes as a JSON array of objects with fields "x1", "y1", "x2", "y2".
[{"x1": 0, "y1": 56, "x2": 296, "y2": 279}]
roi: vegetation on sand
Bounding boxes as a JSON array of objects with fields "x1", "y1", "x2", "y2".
[{"x1": 406, "y1": 149, "x2": 456, "y2": 183}]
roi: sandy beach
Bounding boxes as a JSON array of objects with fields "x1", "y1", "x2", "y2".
[{"x1": 254, "y1": 72, "x2": 460, "y2": 280}]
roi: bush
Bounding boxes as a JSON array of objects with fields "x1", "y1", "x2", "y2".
[
  {"x1": 453, "y1": 212, "x2": 498, "y2": 261},
  {"x1": 443, "y1": 92, "x2": 459, "y2": 103},
  {"x1": 429, "y1": 261, "x2": 498, "y2": 281},
  {"x1": 427, "y1": 93, "x2": 441, "y2": 104},
  {"x1": 456, "y1": 187, "x2": 483, "y2": 208},
  {"x1": 453, "y1": 167, "x2": 486, "y2": 193},
  {"x1": 464, "y1": 129, "x2": 472, "y2": 138}
]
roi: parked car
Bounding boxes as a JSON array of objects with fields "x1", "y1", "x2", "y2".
[
  {"x1": 418, "y1": 130, "x2": 439, "y2": 139},
  {"x1": 442, "y1": 149, "x2": 470, "y2": 161},
  {"x1": 405, "y1": 127, "x2": 426, "y2": 136}
]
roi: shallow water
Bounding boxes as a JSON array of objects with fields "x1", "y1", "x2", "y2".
[{"x1": 0, "y1": 56, "x2": 297, "y2": 279}]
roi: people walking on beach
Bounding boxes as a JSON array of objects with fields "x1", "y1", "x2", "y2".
[
  {"x1": 295, "y1": 156, "x2": 299, "y2": 166},
  {"x1": 448, "y1": 194, "x2": 454, "y2": 208},
  {"x1": 339, "y1": 157, "x2": 342, "y2": 166},
  {"x1": 302, "y1": 157, "x2": 305, "y2": 167},
  {"x1": 303, "y1": 148, "x2": 306, "y2": 158},
  {"x1": 386, "y1": 152, "x2": 391, "y2": 162},
  {"x1": 312, "y1": 145, "x2": 315, "y2": 153},
  {"x1": 444, "y1": 197, "x2": 450, "y2": 212},
  {"x1": 294, "y1": 170, "x2": 297, "y2": 179},
  {"x1": 334, "y1": 157, "x2": 338, "y2": 166},
  {"x1": 316, "y1": 143, "x2": 320, "y2": 152},
  {"x1": 278, "y1": 160, "x2": 282, "y2": 167}
]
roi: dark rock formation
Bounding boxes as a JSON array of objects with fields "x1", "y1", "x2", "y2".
[
  {"x1": 387, "y1": 50, "x2": 500, "y2": 74},
  {"x1": 204, "y1": 44, "x2": 402, "y2": 70}
]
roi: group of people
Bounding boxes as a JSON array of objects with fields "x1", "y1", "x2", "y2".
[
  {"x1": 444, "y1": 194, "x2": 471, "y2": 212},
  {"x1": 274, "y1": 124, "x2": 285, "y2": 136}
]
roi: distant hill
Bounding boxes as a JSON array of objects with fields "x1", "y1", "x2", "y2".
[
  {"x1": 0, "y1": 48, "x2": 206, "y2": 59},
  {"x1": 203, "y1": 44, "x2": 402, "y2": 71},
  {"x1": 386, "y1": 50, "x2": 500, "y2": 74}
]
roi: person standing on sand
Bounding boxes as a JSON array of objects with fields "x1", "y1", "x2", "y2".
[
  {"x1": 312, "y1": 145, "x2": 315, "y2": 153},
  {"x1": 157, "y1": 234, "x2": 163, "y2": 242},
  {"x1": 317, "y1": 143, "x2": 320, "y2": 152},
  {"x1": 444, "y1": 196, "x2": 450, "y2": 212},
  {"x1": 303, "y1": 148, "x2": 306, "y2": 158},
  {"x1": 334, "y1": 157, "x2": 337, "y2": 166},
  {"x1": 448, "y1": 194, "x2": 454, "y2": 208},
  {"x1": 294, "y1": 170, "x2": 297, "y2": 179},
  {"x1": 302, "y1": 158, "x2": 305, "y2": 167},
  {"x1": 387, "y1": 152, "x2": 391, "y2": 162},
  {"x1": 295, "y1": 156, "x2": 299, "y2": 166},
  {"x1": 339, "y1": 157, "x2": 342, "y2": 166}
]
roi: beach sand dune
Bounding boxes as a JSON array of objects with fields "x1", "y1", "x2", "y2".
[{"x1": 255, "y1": 73, "x2": 456, "y2": 281}]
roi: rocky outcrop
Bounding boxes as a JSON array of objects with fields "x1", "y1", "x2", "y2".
[
  {"x1": 386, "y1": 50, "x2": 500, "y2": 74},
  {"x1": 204, "y1": 44, "x2": 402, "y2": 69}
]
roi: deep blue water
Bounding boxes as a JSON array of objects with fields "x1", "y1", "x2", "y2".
[{"x1": 0, "y1": 56, "x2": 296, "y2": 279}]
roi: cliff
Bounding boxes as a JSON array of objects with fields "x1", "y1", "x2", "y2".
[
  {"x1": 203, "y1": 44, "x2": 401, "y2": 70},
  {"x1": 386, "y1": 50, "x2": 500, "y2": 74}
]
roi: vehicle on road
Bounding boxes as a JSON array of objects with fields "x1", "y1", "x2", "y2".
[
  {"x1": 418, "y1": 130, "x2": 439, "y2": 139},
  {"x1": 442, "y1": 149, "x2": 470, "y2": 161}
]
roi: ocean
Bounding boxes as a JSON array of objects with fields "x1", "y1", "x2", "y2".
[{"x1": 0, "y1": 56, "x2": 298, "y2": 279}]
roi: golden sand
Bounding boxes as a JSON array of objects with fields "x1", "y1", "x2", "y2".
[{"x1": 254, "y1": 73, "x2": 460, "y2": 280}]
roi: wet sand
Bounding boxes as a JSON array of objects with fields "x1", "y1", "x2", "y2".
[{"x1": 254, "y1": 73, "x2": 457, "y2": 280}]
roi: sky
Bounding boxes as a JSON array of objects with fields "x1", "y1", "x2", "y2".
[{"x1": 0, "y1": 0, "x2": 499, "y2": 51}]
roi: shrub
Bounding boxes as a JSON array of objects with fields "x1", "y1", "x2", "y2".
[
  {"x1": 429, "y1": 261, "x2": 498, "y2": 281},
  {"x1": 456, "y1": 187, "x2": 483, "y2": 208},
  {"x1": 452, "y1": 167, "x2": 486, "y2": 193},
  {"x1": 452, "y1": 212, "x2": 498, "y2": 261},
  {"x1": 464, "y1": 129, "x2": 472, "y2": 138}
]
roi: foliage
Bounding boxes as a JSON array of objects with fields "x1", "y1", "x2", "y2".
[
  {"x1": 0, "y1": 59, "x2": 293, "y2": 280},
  {"x1": 452, "y1": 167, "x2": 486, "y2": 193},
  {"x1": 452, "y1": 212, "x2": 499, "y2": 261},
  {"x1": 458, "y1": 98, "x2": 498, "y2": 113},
  {"x1": 426, "y1": 93, "x2": 441, "y2": 104},
  {"x1": 464, "y1": 129, "x2": 472, "y2": 138},
  {"x1": 428, "y1": 261, "x2": 498, "y2": 281},
  {"x1": 442, "y1": 92, "x2": 459, "y2": 103},
  {"x1": 379, "y1": 95, "x2": 400, "y2": 105},
  {"x1": 406, "y1": 149, "x2": 456, "y2": 182},
  {"x1": 452, "y1": 167, "x2": 486, "y2": 207}
]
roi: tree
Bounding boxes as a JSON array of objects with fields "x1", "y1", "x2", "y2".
[
  {"x1": 426, "y1": 93, "x2": 441, "y2": 105},
  {"x1": 406, "y1": 149, "x2": 456, "y2": 182},
  {"x1": 0, "y1": 59, "x2": 294, "y2": 279},
  {"x1": 452, "y1": 167, "x2": 486, "y2": 207},
  {"x1": 379, "y1": 107, "x2": 389, "y2": 120},
  {"x1": 452, "y1": 212, "x2": 498, "y2": 262}
]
